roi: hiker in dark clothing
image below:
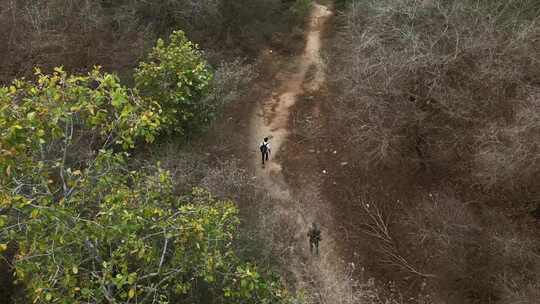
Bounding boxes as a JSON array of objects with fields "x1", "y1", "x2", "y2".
[
  {"x1": 260, "y1": 137, "x2": 271, "y2": 166},
  {"x1": 307, "y1": 223, "x2": 321, "y2": 256}
]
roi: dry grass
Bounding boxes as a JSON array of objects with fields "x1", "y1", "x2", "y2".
[
  {"x1": 473, "y1": 88, "x2": 540, "y2": 190},
  {"x1": 324, "y1": 0, "x2": 540, "y2": 302},
  {"x1": 331, "y1": 0, "x2": 540, "y2": 188},
  {"x1": 0, "y1": 0, "x2": 303, "y2": 83}
]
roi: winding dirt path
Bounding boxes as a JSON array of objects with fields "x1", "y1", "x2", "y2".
[
  {"x1": 250, "y1": 3, "x2": 330, "y2": 197},
  {"x1": 249, "y1": 4, "x2": 359, "y2": 303}
]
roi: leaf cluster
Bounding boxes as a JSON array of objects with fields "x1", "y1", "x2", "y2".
[
  {"x1": 135, "y1": 31, "x2": 213, "y2": 136},
  {"x1": 3, "y1": 156, "x2": 289, "y2": 303},
  {"x1": 0, "y1": 65, "x2": 293, "y2": 303}
]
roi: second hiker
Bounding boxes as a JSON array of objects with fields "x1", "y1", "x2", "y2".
[{"x1": 307, "y1": 222, "x2": 322, "y2": 256}]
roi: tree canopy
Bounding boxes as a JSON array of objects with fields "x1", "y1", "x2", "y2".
[
  {"x1": 135, "y1": 30, "x2": 213, "y2": 136},
  {"x1": 0, "y1": 35, "x2": 293, "y2": 303}
]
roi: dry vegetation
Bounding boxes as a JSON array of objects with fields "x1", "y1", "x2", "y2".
[
  {"x1": 0, "y1": 0, "x2": 303, "y2": 83},
  {"x1": 324, "y1": 0, "x2": 540, "y2": 303},
  {"x1": 332, "y1": 0, "x2": 540, "y2": 191}
]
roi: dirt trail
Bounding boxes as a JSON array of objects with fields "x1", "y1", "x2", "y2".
[
  {"x1": 250, "y1": 3, "x2": 330, "y2": 193},
  {"x1": 249, "y1": 4, "x2": 358, "y2": 303}
]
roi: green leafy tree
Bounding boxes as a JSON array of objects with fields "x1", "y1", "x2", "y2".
[
  {"x1": 0, "y1": 66, "x2": 294, "y2": 304},
  {"x1": 2, "y1": 155, "x2": 291, "y2": 303},
  {"x1": 0, "y1": 67, "x2": 161, "y2": 198},
  {"x1": 135, "y1": 30, "x2": 213, "y2": 135}
]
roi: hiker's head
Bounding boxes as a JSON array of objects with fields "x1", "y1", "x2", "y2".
[{"x1": 264, "y1": 137, "x2": 269, "y2": 142}]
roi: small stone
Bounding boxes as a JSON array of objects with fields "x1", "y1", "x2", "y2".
[
  {"x1": 322, "y1": 170, "x2": 327, "y2": 174},
  {"x1": 309, "y1": 149, "x2": 316, "y2": 153},
  {"x1": 340, "y1": 162, "x2": 348, "y2": 166},
  {"x1": 333, "y1": 150, "x2": 337, "y2": 154}
]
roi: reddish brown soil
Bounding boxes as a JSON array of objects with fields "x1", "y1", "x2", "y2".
[{"x1": 280, "y1": 8, "x2": 431, "y2": 302}]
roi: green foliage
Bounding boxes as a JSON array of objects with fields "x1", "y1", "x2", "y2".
[
  {"x1": 333, "y1": 0, "x2": 354, "y2": 9},
  {"x1": 0, "y1": 65, "x2": 294, "y2": 304},
  {"x1": 1, "y1": 156, "x2": 291, "y2": 303},
  {"x1": 0, "y1": 67, "x2": 160, "y2": 186},
  {"x1": 291, "y1": 0, "x2": 313, "y2": 18},
  {"x1": 135, "y1": 30, "x2": 213, "y2": 136}
]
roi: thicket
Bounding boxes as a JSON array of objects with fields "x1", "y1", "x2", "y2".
[
  {"x1": 0, "y1": 0, "x2": 307, "y2": 84},
  {"x1": 333, "y1": 0, "x2": 540, "y2": 190},
  {"x1": 328, "y1": 0, "x2": 540, "y2": 302},
  {"x1": 0, "y1": 30, "x2": 294, "y2": 304},
  {"x1": 135, "y1": 30, "x2": 213, "y2": 135}
]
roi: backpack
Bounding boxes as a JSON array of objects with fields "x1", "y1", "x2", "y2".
[
  {"x1": 260, "y1": 142, "x2": 268, "y2": 153},
  {"x1": 309, "y1": 228, "x2": 321, "y2": 242}
]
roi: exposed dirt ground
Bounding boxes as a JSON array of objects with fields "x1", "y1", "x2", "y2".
[
  {"x1": 275, "y1": 4, "x2": 434, "y2": 302},
  {"x1": 200, "y1": 3, "x2": 389, "y2": 303},
  {"x1": 247, "y1": 4, "x2": 363, "y2": 303}
]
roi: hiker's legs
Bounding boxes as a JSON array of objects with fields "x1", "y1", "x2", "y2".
[
  {"x1": 315, "y1": 242, "x2": 319, "y2": 256},
  {"x1": 262, "y1": 152, "x2": 269, "y2": 165}
]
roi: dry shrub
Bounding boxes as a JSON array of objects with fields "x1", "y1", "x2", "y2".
[
  {"x1": 402, "y1": 194, "x2": 481, "y2": 291},
  {"x1": 327, "y1": 3, "x2": 540, "y2": 298},
  {"x1": 330, "y1": 0, "x2": 540, "y2": 187},
  {"x1": 202, "y1": 59, "x2": 257, "y2": 115},
  {"x1": 0, "y1": 0, "x2": 301, "y2": 83},
  {"x1": 291, "y1": 96, "x2": 324, "y2": 141},
  {"x1": 493, "y1": 233, "x2": 540, "y2": 304},
  {"x1": 0, "y1": 0, "x2": 147, "y2": 82},
  {"x1": 481, "y1": 209, "x2": 540, "y2": 304},
  {"x1": 201, "y1": 160, "x2": 255, "y2": 200},
  {"x1": 400, "y1": 193, "x2": 540, "y2": 303},
  {"x1": 403, "y1": 194, "x2": 478, "y2": 267},
  {"x1": 300, "y1": 262, "x2": 407, "y2": 304},
  {"x1": 144, "y1": 143, "x2": 209, "y2": 194},
  {"x1": 359, "y1": 198, "x2": 435, "y2": 279},
  {"x1": 473, "y1": 89, "x2": 540, "y2": 190}
]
